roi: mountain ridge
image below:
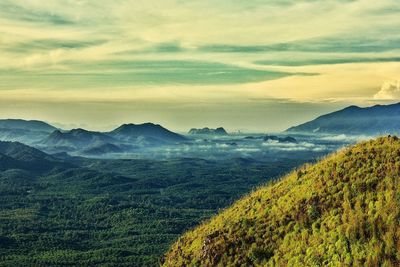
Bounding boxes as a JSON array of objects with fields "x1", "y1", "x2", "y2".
[
  {"x1": 0, "y1": 119, "x2": 58, "y2": 144},
  {"x1": 0, "y1": 119, "x2": 57, "y2": 132},
  {"x1": 7, "y1": 122, "x2": 188, "y2": 155},
  {"x1": 286, "y1": 102, "x2": 400, "y2": 135}
]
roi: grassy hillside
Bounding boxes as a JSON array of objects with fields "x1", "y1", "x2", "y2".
[{"x1": 163, "y1": 136, "x2": 400, "y2": 266}]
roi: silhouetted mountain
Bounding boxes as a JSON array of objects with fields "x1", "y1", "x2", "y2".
[
  {"x1": 188, "y1": 127, "x2": 228, "y2": 135},
  {"x1": 0, "y1": 119, "x2": 58, "y2": 143},
  {"x1": 41, "y1": 129, "x2": 115, "y2": 149},
  {"x1": 286, "y1": 102, "x2": 400, "y2": 135},
  {"x1": 109, "y1": 123, "x2": 186, "y2": 143}
]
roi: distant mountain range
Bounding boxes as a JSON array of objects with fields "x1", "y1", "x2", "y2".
[
  {"x1": 39, "y1": 123, "x2": 187, "y2": 155},
  {"x1": 5, "y1": 103, "x2": 400, "y2": 157},
  {"x1": 188, "y1": 127, "x2": 228, "y2": 135},
  {"x1": 0, "y1": 120, "x2": 187, "y2": 156},
  {"x1": 286, "y1": 102, "x2": 400, "y2": 135}
]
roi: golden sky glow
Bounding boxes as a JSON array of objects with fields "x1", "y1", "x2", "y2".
[{"x1": 1, "y1": 0, "x2": 400, "y2": 131}]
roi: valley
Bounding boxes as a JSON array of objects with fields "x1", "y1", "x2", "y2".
[{"x1": 0, "y1": 141, "x2": 309, "y2": 266}]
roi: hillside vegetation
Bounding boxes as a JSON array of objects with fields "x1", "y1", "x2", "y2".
[{"x1": 163, "y1": 136, "x2": 400, "y2": 266}]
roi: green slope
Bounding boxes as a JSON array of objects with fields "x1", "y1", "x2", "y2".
[{"x1": 163, "y1": 136, "x2": 400, "y2": 266}]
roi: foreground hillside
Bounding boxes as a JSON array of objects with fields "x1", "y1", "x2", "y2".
[{"x1": 163, "y1": 136, "x2": 400, "y2": 266}]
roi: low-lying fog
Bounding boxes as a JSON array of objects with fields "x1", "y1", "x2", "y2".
[{"x1": 78, "y1": 133, "x2": 371, "y2": 161}]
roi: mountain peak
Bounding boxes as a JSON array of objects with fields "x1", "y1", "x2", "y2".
[
  {"x1": 117, "y1": 122, "x2": 161, "y2": 129},
  {"x1": 110, "y1": 123, "x2": 186, "y2": 142},
  {"x1": 69, "y1": 128, "x2": 90, "y2": 133},
  {"x1": 343, "y1": 105, "x2": 360, "y2": 110},
  {"x1": 188, "y1": 127, "x2": 228, "y2": 135}
]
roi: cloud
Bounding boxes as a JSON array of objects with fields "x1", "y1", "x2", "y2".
[
  {"x1": 255, "y1": 56, "x2": 400, "y2": 67},
  {"x1": 319, "y1": 134, "x2": 371, "y2": 142},
  {"x1": 0, "y1": 0, "x2": 400, "y2": 129},
  {"x1": 0, "y1": 60, "x2": 296, "y2": 90},
  {"x1": 261, "y1": 140, "x2": 328, "y2": 152},
  {"x1": 374, "y1": 80, "x2": 400, "y2": 100}
]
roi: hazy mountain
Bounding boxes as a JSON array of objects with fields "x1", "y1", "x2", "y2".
[
  {"x1": 163, "y1": 136, "x2": 400, "y2": 266},
  {"x1": 109, "y1": 123, "x2": 186, "y2": 143},
  {"x1": 0, "y1": 119, "x2": 56, "y2": 132},
  {"x1": 41, "y1": 129, "x2": 115, "y2": 150},
  {"x1": 188, "y1": 127, "x2": 228, "y2": 135},
  {"x1": 37, "y1": 123, "x2": 186, "y2": 155},
  {"x1": 286, "y1": 103, "x2": 400, "y2": 135},
  {"x1": 0, "y1": 119, "x2": 58, "y2": 144}
]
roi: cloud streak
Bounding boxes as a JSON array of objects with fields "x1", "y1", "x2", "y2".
[{"x1": 0, "y1": 0, "x2": 399, "y2": 129}]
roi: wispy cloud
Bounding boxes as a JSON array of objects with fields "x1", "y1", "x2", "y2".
[{"x1": 0, "y1": 0, "x2": 399, "y2": 129}]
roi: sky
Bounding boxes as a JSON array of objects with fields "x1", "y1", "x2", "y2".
[{"x1": 0, "y1": 0, "x2": 400, "y2": 132}]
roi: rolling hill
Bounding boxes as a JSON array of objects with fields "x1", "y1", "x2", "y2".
[
  {"x1": 286, "y1": 103, "x2": 400, "y2": 135},
  {"x1": 163, "y1": 136, "x2": 400, "y2": 266}
]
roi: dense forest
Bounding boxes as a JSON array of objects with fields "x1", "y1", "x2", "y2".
[
  {"x1": 163, "y1": 136, "x2": 400, "y2": 266},
  {"x1": 0, "y1": 141, "x2": 308, "y2": 266}
]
